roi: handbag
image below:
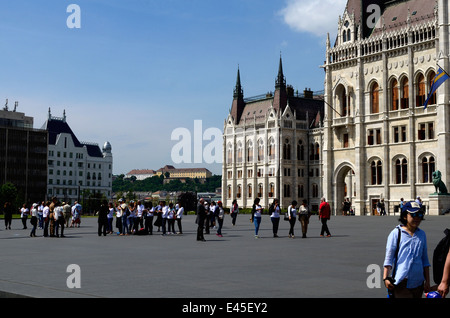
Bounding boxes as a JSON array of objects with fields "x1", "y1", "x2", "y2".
[{"x1": 387, "y1": 227, "x2": 401, "y2": 298}]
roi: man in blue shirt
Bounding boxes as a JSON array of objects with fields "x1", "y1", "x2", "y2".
[{"x1": 383, "y1": 201, "x2": 431, "y2": 298}]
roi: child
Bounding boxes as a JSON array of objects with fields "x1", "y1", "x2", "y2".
[{"x1": 383, "y1": 201, "x2": 431, "y2": 298}]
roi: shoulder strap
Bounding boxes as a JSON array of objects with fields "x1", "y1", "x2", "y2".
[{"x1": 392, "y1": 227, "x2": 401, "y2": 277}]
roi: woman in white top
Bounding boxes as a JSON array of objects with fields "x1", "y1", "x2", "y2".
[
  {"x1": 167, "y1": 203, "x2": 176, "y2": 234},
  {"x1": 144, "y1": 202, "x2": 154, "y2": 235},
  {"x1": 252, "y1": 198, "x2": 263, "y2": 238},
  {"x1": 176, "y1": 202, "x2": 184, "y2": 234},
  {"x1": 30, "y1": 203, "x2": 38, "y2": 237},
  {"x1": 269, "y1": 199, "x2": 280, "y2": 238},
  {"x1": 288, "y1": 201, "x2": 298, "y2": 238},
  {"x1": 20, "y1": 203, "x2": 29, "y2": 229},
  {"x1": 115, "y1": 201, "x2": 123, "y2": 235}
]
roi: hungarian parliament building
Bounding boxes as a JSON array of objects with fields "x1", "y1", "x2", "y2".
[{"x1": 222, "y1": 0, "x2": 450, "y2": 215}]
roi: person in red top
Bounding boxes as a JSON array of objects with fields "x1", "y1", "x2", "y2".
[{"x1": 319, "y1": 197, "x2": 331, "y2": 237}]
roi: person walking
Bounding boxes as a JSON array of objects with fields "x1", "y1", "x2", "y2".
[
  {"x1": 216, "y1": 201, "x2": 224, "y2": 237},
  {"x1": 176, "y1": 202, "x2": 184, "y2": 235},
  {"x1": 230, "y1": 199, "x2": 239, "y2": 226},
  {"x1": 287, "y1": 201, "x2": 297, "y2": 238},
  {"x1": 3, "y1": 202, "x2": 13, "y2": 230},
  {"x1": 252, "y1": 198, "x2": 263, "y2": 239},
  {"x1": 298, "y1": 199, "x2": 311, "y2": 238},
  {"x1": 383, "y1": 201, "x2": 431, "y2": 298},
  {"x1": 63, "y1": 202, "x2": 72, "y2": 228},
  {"x1": 319, "y1": 197, "x2": 331, "y2": 237},
  {"x1": 269, "y1": 199, "x2": 280, "y2": 238},
  {"x1": 196, "y1": 198, "x2": 207, "y2": 241}
]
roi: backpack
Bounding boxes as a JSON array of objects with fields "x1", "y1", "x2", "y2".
[{"x1": 433, "y1": 228, "x2": 450, "y2": 285}]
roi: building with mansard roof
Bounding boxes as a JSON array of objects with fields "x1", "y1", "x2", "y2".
[
  {"x1": 222, "y1": 58, "x2": 324, "y2": 210},
  {"x1": 323, "y1": 0, "x2": 449, "y2": 215},
  {"x1": 41, "y1": 108, "x2": 113, "y2": 203}
]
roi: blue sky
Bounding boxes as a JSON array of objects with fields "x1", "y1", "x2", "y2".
[{"x1": 0, "y1": 0, "x2": 346, "y2": 176}]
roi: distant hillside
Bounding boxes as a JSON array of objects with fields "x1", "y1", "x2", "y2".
[{"x1": 112, "y1": 174, "x2": 222, "y2": 193}]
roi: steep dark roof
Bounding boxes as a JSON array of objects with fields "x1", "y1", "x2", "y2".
[
  {"x1": 42, "y1": 118, "x2": 82, "y2": 147},
  {"x1": 42, "y1": 118, "x2": 104, "y2": 158}
]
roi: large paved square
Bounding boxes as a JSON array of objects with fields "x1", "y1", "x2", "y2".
[{"x1": 1, "y1": 213, "x2": 449, "y2": 298}]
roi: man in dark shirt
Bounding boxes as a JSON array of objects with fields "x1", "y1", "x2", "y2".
[{"x1": 196, "y1": 198, "x2": 207, "y2": 241}]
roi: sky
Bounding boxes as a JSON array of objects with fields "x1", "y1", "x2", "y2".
[{"x1": 0, "y1": 0, "x2": 347, "y2": 176}]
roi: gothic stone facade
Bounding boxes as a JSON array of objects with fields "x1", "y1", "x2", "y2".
[
  {"x1": 222, "y1": 59, "x2": 324, "y2": 211},
  {"x1": 323, "y1": 0, "x2": 450, "y2": 215}
]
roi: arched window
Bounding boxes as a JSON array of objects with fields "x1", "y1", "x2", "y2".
[
  {"x1": 416, "y1": 73, "x2": 426, "y2": 107},
  {"x1": 315, "y1": 143, "x2": 320, "y2": 161},
  {"x1": 227, "y1": 185, "x2": 232, "y2": 199},
  {"x1": 391, "y1": 79, "x2": 399, "y2": 111},
  {"x1": 401, "y1": 77, "x2": 409, "y2": 109},
  {"x1": 297, "y1": 140, "x2": 305, "y2": 161},
  {"x1": 427, "y1": 70, "x2": 437, "y2": 105},
  {"x1": 422, "y1": 156, "x2": 436, "y2": 183},
  {"x1": 247, "y1": 141, "x2": 253, "y2": 163},
  {"x1": 395, "y1": 158, "x2": 408, "y2": 184},
  {"x1": 343, "y1": 30, "x2": 347, "y2": 43},
  {"x1": 237, "y1": 142, "x2": 243, "y2": 163},
  {"x1": 371, "y1": 82, "x2": 380, "y2": 114},
  {"x1": 283, "y1": 138, "x2": 291, "y2": 160},
  {"x1": 257, "y1": 139, "x2": 264, "y2": 162},
  {"x1": 269, "y1": 183, "x2": 275, "y2": 198},
  {"x1": 236, "y1": 185, "x2": 242, "y2": 199},
  {"x1": 370, "y1": 159, "x2": 383, "y2": 185},
  {"x1": 227, "y1": 143, "x2": 233, "y2": 164},
  {"x1": 268, "y1": 137, "x2": 276, "y2": 160},
  {"x1": 258, "y1": 184, "x2": 263, "y2": 198},
  {"x1": 248, "y1": 184, "x2": 252, "y2": 198}
]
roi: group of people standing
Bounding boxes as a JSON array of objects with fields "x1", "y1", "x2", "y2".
[
  {"x1": 97, "y1": 199, "x2": 185, "y2": 237},
  {"x1": 203, "y1": 197, "x2": 332, "y2": 240},
  {"x1": 3, "y1": 198, "x2": 83, "y2": 238}
]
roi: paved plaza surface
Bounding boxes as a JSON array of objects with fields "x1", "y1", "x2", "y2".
[{"x1": 0, "y1": 213, "x2": 449, "y2": 299}]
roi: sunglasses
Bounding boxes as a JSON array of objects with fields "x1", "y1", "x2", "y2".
[{"x1": 408, "y1": 212, "x2": 424, "y2": 218}]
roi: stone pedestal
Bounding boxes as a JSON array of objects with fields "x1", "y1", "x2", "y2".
[{"x1": 428, "y1": 194, "x2": 450, "y2": 216}]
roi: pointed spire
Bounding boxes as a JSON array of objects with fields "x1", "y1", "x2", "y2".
[
  {"x1": 275, "y1": 54, "x2": 286, "y2": 89},
  {"x1": 233, "y1": 66, "x2": 243, "y2": 99}
]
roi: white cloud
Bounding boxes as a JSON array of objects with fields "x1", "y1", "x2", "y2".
[{"x1": 280, "y1": 0, "x2": 347, "y2": 38}]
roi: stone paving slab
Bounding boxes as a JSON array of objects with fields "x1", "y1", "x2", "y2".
[{"x1": 0, "y1": 214, "x2": 449, "y2": 299}]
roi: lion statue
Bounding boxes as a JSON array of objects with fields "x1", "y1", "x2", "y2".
[{"x1": 432, "y1": 170, "x2": 448, "y2": 194}]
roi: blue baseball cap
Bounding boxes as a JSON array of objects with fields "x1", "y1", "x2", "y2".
[{"x1": 401, "y1": 201, "x2": 422, "y2": 214}]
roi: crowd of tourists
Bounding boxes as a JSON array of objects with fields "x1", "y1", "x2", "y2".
[{"x1": 3, "y1": 198, "x2": 82, "y2": 237}]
